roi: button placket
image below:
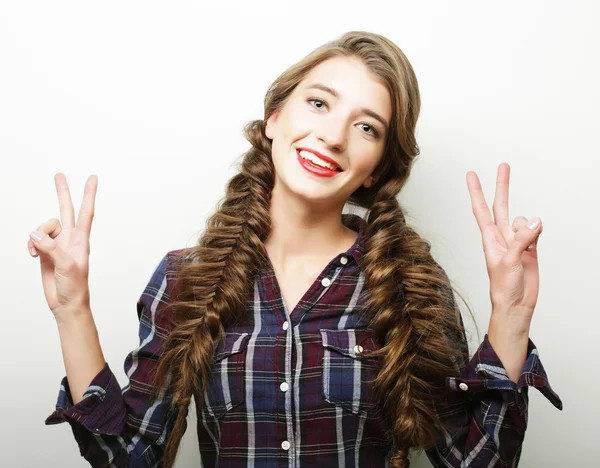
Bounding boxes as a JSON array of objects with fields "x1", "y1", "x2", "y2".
[{"x1": 280, "y1": 308, "x2": 294, "y2": 459}]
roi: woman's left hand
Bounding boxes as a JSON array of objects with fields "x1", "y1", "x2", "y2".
[{"x1": 466, "y1": 163, "x2": 543, "y2": 325}]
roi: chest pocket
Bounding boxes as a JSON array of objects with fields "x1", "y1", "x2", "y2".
[
  {"x1": 320, "y1": 328, "x2": 381, "y2": 415},
  {"x1": 203, "y1": 332, "x2": 250, "y2": 419}
]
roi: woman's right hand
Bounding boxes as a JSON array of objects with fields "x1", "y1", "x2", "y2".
[{"x1": 28, "y1": 173, "x2": 98, "y2": 320}]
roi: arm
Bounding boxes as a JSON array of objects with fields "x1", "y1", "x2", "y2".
[
  {"x1": 423, "y1": 261, "x2": 562, "y2": 467},
  {"x1": 424, "y1": 312, "x2": 562, "y2": 467},
  {"x1": 54, "y1": 310, "x2": 106, "y2": 406},
  {"x1": 426, "y1": 153, "x2": 561, "y2": 466},
  {"x1": 45, "y1": 251, "x2": 183, "y2": 467}
]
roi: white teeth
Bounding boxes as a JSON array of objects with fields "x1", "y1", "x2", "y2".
[{"x1": 298, "y1": 150, "x2": 339, "y2": 171}]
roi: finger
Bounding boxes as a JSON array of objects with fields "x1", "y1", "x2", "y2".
[
  {"x1": 29, "y1": 228, "x2": 67, "y2": 267},
  {"x1": 512, "y1": 216, "x2": 537, "y2": 251},
  {"x1": 492, "y1": 163, "x2": 511, "y2": 231},
  {"x1": 28, "y1": 241, "x2": 38, "y2": 256},
  {"x1": 513, "y1": 216, "x2": 544, "y2": 251},
  {"x1": 55, "y1": 173, "x2": 76, "y2": 229},
  {"x1": 512, "y1": 216, "x2": 528, "y2": 233},
  {"x1": 77, "y1": 175, "x2": 98, "y2": 237},
  {"x1": 466, "y1": 171, "x2": 494, "y2": 231},
  {"x1": 28, "y1": 218, "x2": 63, "y2": 257},
  {"x1": 506, "y1": 217, "x2": 542, "y2": 263},
  {"x1": 526, "y1": 220, "x2": 543, "y2": 251}
]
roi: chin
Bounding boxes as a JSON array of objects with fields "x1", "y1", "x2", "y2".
[{"x1": 280, "y1": 176, "x2": 334, "y2": 201}]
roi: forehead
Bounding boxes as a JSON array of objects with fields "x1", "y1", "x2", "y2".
[{"x1": 298, "y1": 56, "x2": 392, "y2": 121}]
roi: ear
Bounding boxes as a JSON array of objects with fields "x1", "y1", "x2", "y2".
[
  {"x1": 363, "y1": 176, "x2": 376, "y2": 189},
  {"x1": 265, "y1": 110, "x2": 280, "y2": 140},
  {"x1": 364, "y1": 161, "x2": 383, "y2": 188},
  {"x1": 363, "y1": 168, "x2": 380, "y2": 189}
]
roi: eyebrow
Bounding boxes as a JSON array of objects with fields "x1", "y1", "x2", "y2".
[{"x1": 305, "y1": 83, "x2": 390, "y2": 131}]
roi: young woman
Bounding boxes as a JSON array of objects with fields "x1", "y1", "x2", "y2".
[{"x1": 31, "y1": 31, "x2": 562, "y2": 467}]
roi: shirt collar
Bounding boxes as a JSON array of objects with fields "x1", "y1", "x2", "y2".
[{"x1": 341, "y1": 213, "x2": 367, "y2": 266}]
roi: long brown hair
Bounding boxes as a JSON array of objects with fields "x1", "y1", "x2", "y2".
[{"x1": 150, "y1": 31, "x2": 476, "y2": 467}]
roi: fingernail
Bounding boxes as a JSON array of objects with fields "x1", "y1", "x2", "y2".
[
  {"x1": 30, "y1": 246, "x2": 37, "y2": 255},
  {"x1": 527, "y1": 218, "x2": 540, "y2": 230},
  {"x1": 30, "y1": 231, "x2": 43, "y2": 242}
]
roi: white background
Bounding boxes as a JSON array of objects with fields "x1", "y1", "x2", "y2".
[{"x1": 1, "y1": 1, "x2": 597, "y2": 466}]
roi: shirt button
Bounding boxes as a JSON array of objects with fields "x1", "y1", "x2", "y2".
[
  {"x1": 321, "y1": 277, "x2": 331, "y2": 287},
  {"x1": 340, "y1": 256, "x2": 348, "y2": 265},
  {"x1": 281, "y1": 440, "x2": 290, "y2": 450},
  {"x1": 282, "y1": 321, "x2": 289, "y2": 331},
  {"x1": 280, "y1": 382, "x2": 289, "y2": 392},
  {"x1": 353, "y1": 344, "x2": 363, "y2": 354},
  {"x1": 458, "y1": 382, "x2": 469, "y2": 391}
]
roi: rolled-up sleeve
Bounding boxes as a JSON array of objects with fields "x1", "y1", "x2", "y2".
[
  {"x1": 446, "y1": 334, "x2": 562, "y2": 413},
  {"x1": 46, "y1": 361, "x2": 127, "y2": 431},
  {"x1": 427, "y1": 333, "x2": 562, "y2": 467}
]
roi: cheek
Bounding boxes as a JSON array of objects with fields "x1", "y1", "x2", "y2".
[
  {"x1": 280, "y1": 102, "x2": 313, "y2": 139},
  {"x1": 351, "y1": 147, "x2": 384, "y2": 175}
]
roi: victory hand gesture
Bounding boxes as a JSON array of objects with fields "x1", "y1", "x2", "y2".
[
  {"x1": 28, "y1": 173, "x2": 98, "y2": 319},
  {"x1": 467, "y1": 163, "x2": 542, "y2": 326}
]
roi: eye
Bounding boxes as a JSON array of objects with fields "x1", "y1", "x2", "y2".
[
  {"x1": 359, "y1": 122, "x2": 379, "y2": 137},
  {"x1": 307, "y1": 97, "x2": 328, "y2": 110},
  {"x1": 307, "y1": 97, "x2": 380, "y2": 138}
]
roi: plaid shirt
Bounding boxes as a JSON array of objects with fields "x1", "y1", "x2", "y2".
[{"x1": 45, "y1": 214, "x2": 562, "y2": 467}]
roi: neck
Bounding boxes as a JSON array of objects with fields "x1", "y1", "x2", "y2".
[{"x1": 264, "y1": 183, "x2": 356, "y2": 272}]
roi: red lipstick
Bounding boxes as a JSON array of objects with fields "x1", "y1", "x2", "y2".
[
  {"x1": 297, "y1": 149, "x2": 341, "y2": 177},
  {"x1": 297, "y1": 148, "x2": 342, "y2": 170}
]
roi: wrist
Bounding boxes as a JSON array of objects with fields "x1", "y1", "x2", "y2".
[
  {"x1": 488, "y1": 313, "x2": 530, "y2": 383},
  {"x1": 54, "y1": 304, "x2": 93, "y2": 326},
  {"x1": 489, "y1": 306, "x2": 532, "y2": 338}
]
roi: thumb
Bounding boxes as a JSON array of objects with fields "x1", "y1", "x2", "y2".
[
  {"x1": 509, "y1": 217, "x2": 542, "y2": 261},
  {"x1": 29, "y1": 231, "x2": 67, "y2": 267}
]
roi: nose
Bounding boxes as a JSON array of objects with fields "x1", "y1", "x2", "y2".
[{"x1": 316, "y1": 115, "x2": 347, "y2": 152}]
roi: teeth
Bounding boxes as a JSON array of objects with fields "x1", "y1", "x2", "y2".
[{"x1": 299, "y1": 150, "x2": 339, "y2": 171}]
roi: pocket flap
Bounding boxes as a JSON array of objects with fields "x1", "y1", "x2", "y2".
[
  {"x1": 320, "y1": 329, "x2": 379, "y2": 359},
  {"x1": 214, "y1": 332, "x2": 250, "y2": 362}
]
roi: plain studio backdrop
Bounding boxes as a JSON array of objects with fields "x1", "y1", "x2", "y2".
[{"x1": 1, "y1": 1, "x2": 597, "y2": 466}]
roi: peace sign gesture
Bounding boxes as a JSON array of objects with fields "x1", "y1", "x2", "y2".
[
  {"x1": 28, "y1": 173, "x2": 98, "y2": 319},
  {"x1": 467, "y1": 163, "x2": 542, "y2": 325}
]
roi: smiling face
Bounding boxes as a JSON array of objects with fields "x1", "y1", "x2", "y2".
[{"x1": 265, "y1": 55, "x2": 392, "y2": 206}]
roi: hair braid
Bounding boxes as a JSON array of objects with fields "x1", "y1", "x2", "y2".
[
  {"x1": 150, "y1": 120, "x2": 275, "y2": 467},
  {"x1": 362, "y1": 191, "x2": 470, "y2": 467}
]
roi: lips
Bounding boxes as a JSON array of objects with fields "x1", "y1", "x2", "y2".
[
  {"x1": 296, "y1": 148, "x2": 343, "y2": 171},
  {"x1": 297, "y1": 150, "x2": 340, "y2": 177}
]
